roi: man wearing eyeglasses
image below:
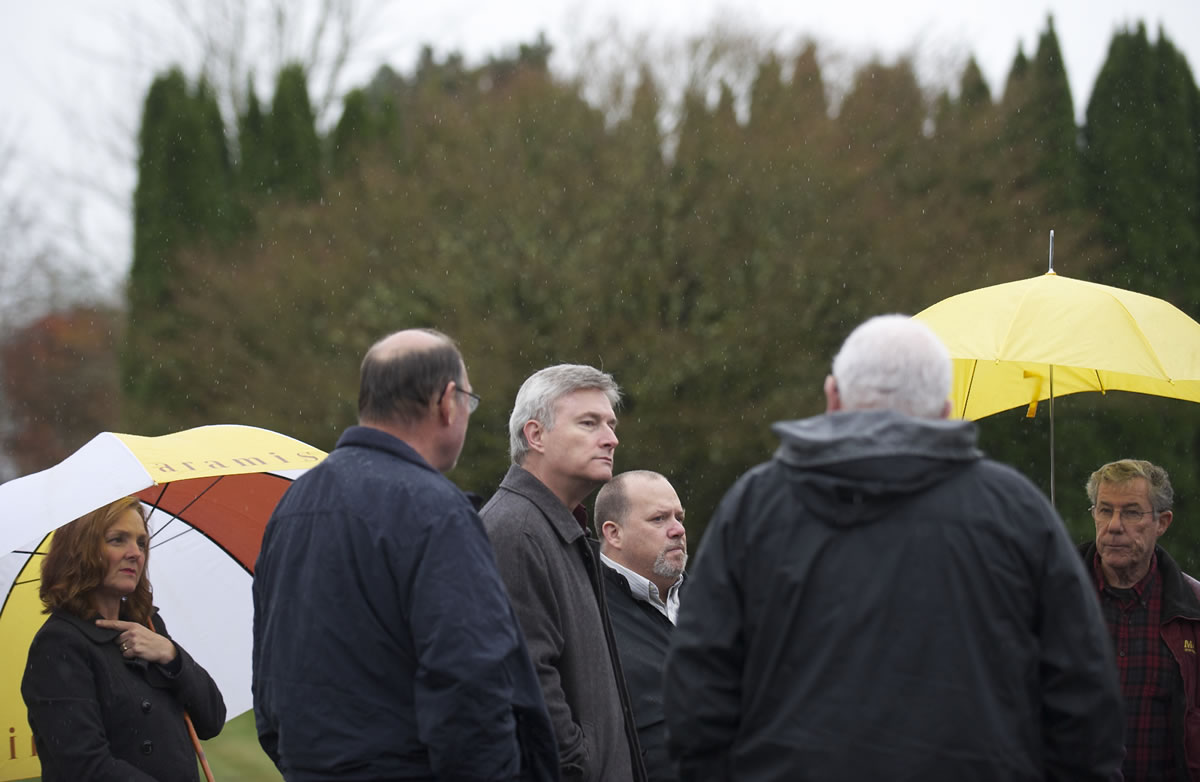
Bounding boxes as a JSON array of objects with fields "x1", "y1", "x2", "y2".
[{"x1": 1081, "y1": 458, "x2": 1200, "y2": 782}]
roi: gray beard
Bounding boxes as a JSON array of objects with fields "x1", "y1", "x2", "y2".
[{"x1": 653, "y1": 549, "x2": 687, "y2": 580}]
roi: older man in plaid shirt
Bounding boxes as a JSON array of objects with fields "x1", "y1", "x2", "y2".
[{"x1": 1081, "y1": 459, "x2": 1200, "y2": 782}]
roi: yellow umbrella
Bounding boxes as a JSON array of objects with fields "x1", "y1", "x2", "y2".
[
  {"x1": 907, "y1": 273, "x2": 1200, "y2": 422},
  {"x1": 915, "y1": 272, "x2": 1200, "y2": 420},
  {"x1": 913, "y1": 267, "x2": 1200, "y2": 505}
]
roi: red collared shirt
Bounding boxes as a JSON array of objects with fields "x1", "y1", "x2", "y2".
[{"x1": 1094, "y1": 551, "x2": 1181, "y2": 782}]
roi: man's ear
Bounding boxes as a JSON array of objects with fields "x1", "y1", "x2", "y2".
[
  {"x1": 1157, "y1": 509, "x2": 1174, "y2": 538},
  {"x1": 824, "y1": 374, "x2": 841, "y2": 413},
  {"x1": 437, "y1": 381, "x2": 457, "y2": 425},
  {"x1": 523, "y1": 419, "x2": 546, "y2": 454},
  {"x1": 600, "y1": 519, "x2": 621, "y2": 549}
]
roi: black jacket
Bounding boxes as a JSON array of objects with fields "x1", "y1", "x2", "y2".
[
  {"x1": 603, "y1": 564, "x2": 680, "y2": 782},
  {"x1": 22, "y1": 609, "x2": 225, "y2": 781},
  {"x1": 665, "y1": 410, "x2": 1125, "y2": 782},
  {"x1": 253, "y1": 426, "x2": 559, "y2": 782}
]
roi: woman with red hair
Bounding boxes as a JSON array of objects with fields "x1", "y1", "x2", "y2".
[{"x1": 21, "y1": 496, "x2": 225, "y2": 781}]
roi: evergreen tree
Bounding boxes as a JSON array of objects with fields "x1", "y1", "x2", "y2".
[
  {"x1": 1084, "y1": 24, "x2": 1200, "y2": 309},
  {"x1": 126, "y1": 70, "x2": 237, "y2": 309},
  {"x1": 129, "y1": 69, "x2": 192, "y2": 311},
  {"x1": 123, "y1": 67, "x2": 241, "y2": 430},
  {"x1": 238, "y1": 82, "x2": 271, "y2": 192},
  {"x1": 330, "y1": 88, "x2": 372, "y2": 175},
  {"x1": 268, "y1": 64, "x2": 322, "y2": 200},
  {"x1": 960, "y1": 57, "x2": 992, "y2": 112},
  {"x1": 1002, "y1": 17, "x2": 1080, "y2": 208}
]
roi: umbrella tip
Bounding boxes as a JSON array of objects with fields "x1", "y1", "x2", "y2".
[{"x1": 1047, "y1": 229, "x2": 1055, "y2": 274}]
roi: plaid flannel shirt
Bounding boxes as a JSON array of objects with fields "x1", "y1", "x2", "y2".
[{"x1": 1095, "y1": 551, "x2": 1181, "y2": 782}]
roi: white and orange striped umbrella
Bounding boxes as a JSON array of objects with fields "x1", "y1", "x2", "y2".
[{"x1": 0, "y1": 425, "x2": 326, "y2": 781}]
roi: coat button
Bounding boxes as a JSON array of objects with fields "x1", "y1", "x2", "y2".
[
  {"x1": 141, "y1": 699, "x2": 152, "y2": 713},
  {"x1": 141, "y1": 740, "x2": 153, "y2": 755}
]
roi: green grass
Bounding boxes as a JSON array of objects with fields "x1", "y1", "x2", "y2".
[
  {"x1": 13, "y1": 711, "x2": 282, "y2": 782},
  {"x1": 200, "y1": 710, "x2": 283, "y2": 781}
]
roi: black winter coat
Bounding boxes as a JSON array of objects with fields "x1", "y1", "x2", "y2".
[
  {"x1": 665, "y1": 410, "x2": 1125, "y2": 782},
  {"x1": 22, "y1": 609, "x2": 225, "y2": 781}
]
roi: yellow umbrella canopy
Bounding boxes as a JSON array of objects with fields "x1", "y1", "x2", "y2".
[{"x1": 914, "y1": 271, "x2": 1200, "y2": 421}]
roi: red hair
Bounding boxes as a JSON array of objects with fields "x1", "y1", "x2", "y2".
[{"x1": 39, "y1": 497, "x2": 154, "y2": 626}]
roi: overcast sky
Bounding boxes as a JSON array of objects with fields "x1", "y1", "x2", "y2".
[{"x1": 2, "y1": 0, "x2": 1197, "y2": 292}]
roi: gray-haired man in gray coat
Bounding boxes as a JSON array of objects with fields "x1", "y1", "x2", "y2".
[{"x1": 481, "y1": 364, "x2": 646, "y2": 782}]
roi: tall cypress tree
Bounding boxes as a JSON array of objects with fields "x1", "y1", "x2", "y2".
[
  {"x1": 268, "y1": 64, "x2": 322, "y2": 200},
  {"x1": 330, "y1": 88, "x2": 374, "y2": 176},
  {"x1": 238, "y1": 81, "x2": 271, "y2": 193},
  {"x1": 1084, "y1": 24, "x2": 1200, "y2": 308},
  {"x1": 123, "y1": 68, "x2": 241, "y2": 430},
  {"x1": 1002, "y1": 17, "x2": 1079, "y2": 208},
  {"x1": 129, "y1": 69, "x2": 192, "y2": 312}
]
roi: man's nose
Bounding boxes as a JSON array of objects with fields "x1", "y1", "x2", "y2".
[
  {"x1": 668, "y1": 520, "x2": 685, "y2": 538},
  {"x1": 601, "y1": 426, "x2": 618, "y2": 448}
]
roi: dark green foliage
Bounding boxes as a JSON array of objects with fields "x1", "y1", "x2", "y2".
[
  {"x1": 1084, "y1": 25, "x2": 1200, "y2": 312},
  {"x1": 123, "y1": 68, "x2": 243, "y2": 431},
  {"x1": 119, "y1": 28, "x2": 1200, "y2": 564},
  {"x1": 267, "y1": 64, "x2": 322, "y2": 200},
  {"x1": 238, "y1": 83, "x2": 271, "y2": 192},
  {"x1": 960, "y1": 57, "x2": 992, "y2": 111},
  {"x1": 1002, "y1": 17, "x2": 1081, "y2": 207},
  {"x1": 129, "y1": 70, "x2": 237, "y2": 309},
  {"x1": 330, "y1": 88, "x2": 372, "y2": 175}
]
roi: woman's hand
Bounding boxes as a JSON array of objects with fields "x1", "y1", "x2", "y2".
[{"x1": 95, "y1": 619, "x2": 178, "y2": 666}]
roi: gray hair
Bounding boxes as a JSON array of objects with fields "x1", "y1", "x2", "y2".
[
  {"x1": 509, "y1": 364, "x2": 621, "y2": 465},
  {"x1": 1086, "y1": 459, "x2": 1174, "y2": 512},
  {"x1": 831, "y1": 314, "x2": 951, "y2": 419}
]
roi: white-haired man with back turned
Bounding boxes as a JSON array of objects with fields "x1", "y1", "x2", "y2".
[{"x1": 664, "y1": 314, "x2": 1125, "y2": 782}]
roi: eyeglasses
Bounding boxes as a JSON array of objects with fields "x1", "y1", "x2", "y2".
[
  {"x1": 1089, "y1": 505, "x2": 1155, "y2": 525},
  {"x1": 439, "y1": 385, "x2": 481, "y2": 414},
  {"x1": 458, "y1": 388, "x2": 481, "y2": 413}
]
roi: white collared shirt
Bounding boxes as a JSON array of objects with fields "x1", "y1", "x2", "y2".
[{"x1": 600, "y1": 552, "x2": 683, "y2": 624}]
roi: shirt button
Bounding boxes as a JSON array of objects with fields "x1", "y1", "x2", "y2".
[
  {"x1": 141, "y1": 740, "x2": 154, "y2": 755},
  {"x1": 141, "y1": 699, "x2": 152, "y2": 713},
  {"x1": 1118, "y1": 650, "x2": 1127, "y2": 657}
]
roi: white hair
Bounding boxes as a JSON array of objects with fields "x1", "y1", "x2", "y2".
[
  {"x1": 831, "y1": 314, "x2": 951, "y2": 418},
  {"x1": 509, "y1": 364, "x2": 621, "y2": 464}
]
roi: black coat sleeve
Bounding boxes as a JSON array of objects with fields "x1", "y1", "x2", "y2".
[
  {"x1": 150, "y1": 611, "x2": 227, "y2": 739},
  {"x1": 1033, "y1": 514, "x2": 1126, "y2": 780},
  {"x1": 663, "y1": 480, "x2": 748, "y2": 781}
]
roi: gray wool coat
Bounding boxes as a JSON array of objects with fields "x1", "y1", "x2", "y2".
[{"x1": 482, "y1": 465, "x2": 645, "y2": 782}]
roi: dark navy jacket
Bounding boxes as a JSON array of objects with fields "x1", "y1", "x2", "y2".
[{"x1": 252, "y1": 425, "x2": 558, "y2": 781}]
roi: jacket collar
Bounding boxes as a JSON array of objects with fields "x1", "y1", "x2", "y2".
[
  {"x1": 497, "y1": 464, "x2": 588, "y2": 544},
  {"x1": 335, "y1": 425, "x2": 440, "y2": 474},
  {"x1": 1080, "y1": 541, "x2": 1200, "y2": 621},
  {"x1": 53, "y1": 609, "x2": 120, "y2": 644}
]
